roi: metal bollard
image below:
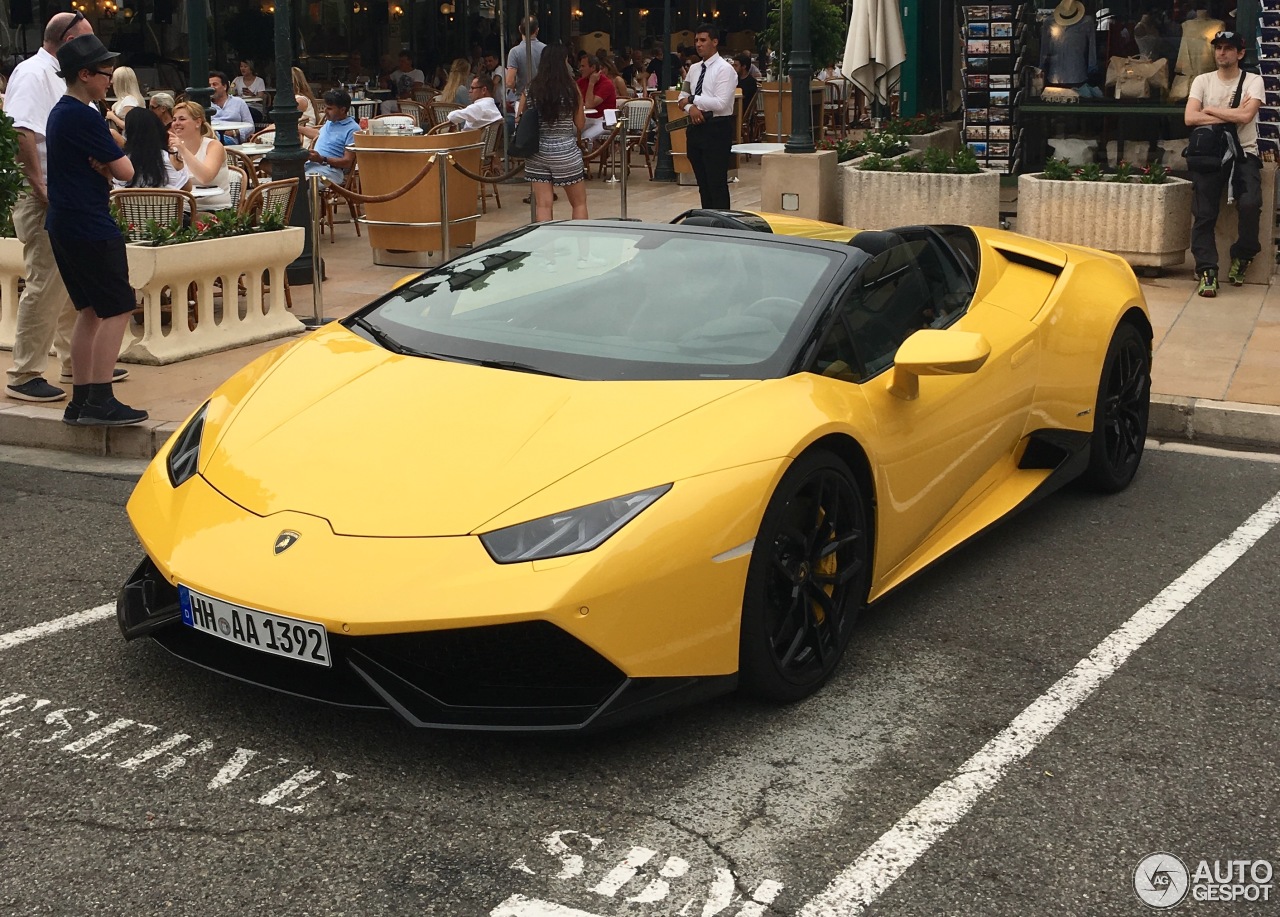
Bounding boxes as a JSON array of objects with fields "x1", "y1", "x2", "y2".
[
  {"x1": 308, "y1": 171, "x2": 325, "y2": 327},
  {"x1": 618, "y1": 112, "x2": 629, "y2": 219},
  {"x1": 438, "y1": 152, "x2": 451, "y2": 263}
]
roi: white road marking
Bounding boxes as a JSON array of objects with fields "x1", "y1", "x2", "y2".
[
  {"x1": 797, "y1": 488, "x2": 1280, "y2": 917},
  {"x1": 0, "y1": 604, "x2": 116, "y2": 651},
  {"x1": 0, "y1": 691, "x2": 351, "y2": 812},
  {"x1": 591, "y1": 846, "x2": 657, "y2": 897},
  {"x1": 491, "y1": 895, "x2": 610, "y2": 917}
]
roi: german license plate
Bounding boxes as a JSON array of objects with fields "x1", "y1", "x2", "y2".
[{"x1": 178, "y1": 585, "x2": 331, "y2": 667}]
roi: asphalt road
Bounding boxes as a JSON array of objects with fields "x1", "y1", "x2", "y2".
[{"x1": 0, "y1": 444, "x2": 1277, "y2": 917}]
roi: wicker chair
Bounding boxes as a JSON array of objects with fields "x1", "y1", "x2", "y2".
[
  {"x1": 226, "y1": 165, "x2": 247, "y2": 211},
  {"x1": 427, "y1": 101, "x2": 461, "y2": 129},
  {"x1": 412, "y1": 87, "x2": 436, "y2": 105},
  {"x1": 396, "y1": 99, "x2": 426, "y2": 126},
  {"x1": 621, "y1": 98, "x2": 655, "y2": 178},
  {"x1": 110, "y1": 187, "x2": 196, "y2": 239},
  {"x1": 478, "y1": 121, "x2": 504, "y2": 212},
  {"x1": 318, "y1": 167, "x2": 362, "y2": 243}
]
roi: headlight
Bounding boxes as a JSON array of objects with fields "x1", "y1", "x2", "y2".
[
  {"x1": 480, "y1": 484, "x2": 672, "y2": 564},
  {"x1": 166, "y1": 401, "x2": 209, "y2": 488}
]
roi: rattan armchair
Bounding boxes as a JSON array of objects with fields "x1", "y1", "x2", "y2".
[{"x1": 110, "y1": 187, "x2": 196, "y2": 239}]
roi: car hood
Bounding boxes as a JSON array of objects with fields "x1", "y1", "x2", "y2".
[{"x1": 201, "y1": 325, "x2": 758, "y2": 536}]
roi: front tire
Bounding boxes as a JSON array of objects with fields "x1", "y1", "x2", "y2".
[
  {"x1": 739, "y1": 451, "x2": 871, "y2": 702},
  {"x1": 1081, "y1": 321, "x2": 1150, "y2": 493}
]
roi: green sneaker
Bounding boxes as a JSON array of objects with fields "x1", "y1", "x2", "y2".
[
  {"x1": 1228, "y1": 257, "x2": 1251, "y2": 286},
  {"x1": 1197, "y1": 268, "x2": 1219, "y2": 298}
]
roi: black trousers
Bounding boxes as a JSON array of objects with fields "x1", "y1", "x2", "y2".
[
  {"x1": 1191, "y1": 154, "x2": 1262, "y2": 274},
  {"x1": 686, "y1": 117, "x2": 733, "y2": 210}
]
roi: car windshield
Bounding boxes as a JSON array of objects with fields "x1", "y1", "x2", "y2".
[{"x1": 349, "y1": 223, "x2": 847, "y2": 380}]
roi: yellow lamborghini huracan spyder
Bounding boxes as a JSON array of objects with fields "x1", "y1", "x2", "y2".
[{"x1": 118, "y1": 212, "x2": 1152, "y2": 731}]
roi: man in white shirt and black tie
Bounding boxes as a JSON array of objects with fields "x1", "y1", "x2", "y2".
[{"x1": 678, "y1": 25, "x2": 737, "y2": 209}]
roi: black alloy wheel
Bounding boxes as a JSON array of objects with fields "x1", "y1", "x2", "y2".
[
  {"x1": 739, "y1": 450, "x2": 871, "y2": 702},
  {"x1": 1082, "y1": 321, "x2": 1151, "y2": 493}
]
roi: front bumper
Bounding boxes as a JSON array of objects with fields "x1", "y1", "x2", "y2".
[{"x1": 119, "y1": 556, "x2": 736, "y2": 731}]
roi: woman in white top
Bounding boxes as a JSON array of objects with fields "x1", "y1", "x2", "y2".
[
  {"x1": 105, "y1": 66, "x2": 144, "y2": 132},
  {"x1": 291, "y1": 66, "x2": 319, "y2": 126},
  {"x1": 169, "y1": 101, "x2": 233, "y2": 210},
  {"x1": 232, "y1": 59, "x2": 267, "y2": 97}
]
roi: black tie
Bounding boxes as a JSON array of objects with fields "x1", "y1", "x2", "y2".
[{"x1": 694, "y1": 62, "x2": 706, "y2": 97}]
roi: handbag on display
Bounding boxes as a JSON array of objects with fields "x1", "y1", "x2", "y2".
[
  {"x1": 510, "y1": 102, "x2": 541, "y2": 158},
  {"x1": 1105, "y1": 56, "x2": 1169, "y2": 99},
  {"x1": 1169, "y1": 72, "x2": 1191, "y2": 101}
]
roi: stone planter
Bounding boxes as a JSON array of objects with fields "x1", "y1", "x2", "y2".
[
  {"x1": 1017, "y1": 174, "x2": 1193, "y2": 269},
  {"x1": 906, "y1": 125, "x2": 961, "y2": 154},
  {"x1": 841, "y1": 166, "x2": 1001, "y2": 230},
  {"x1": 122, "y1": 226, "x2": 305, "y2": 365},
  {"x1": 0, "y1": 236, "x2": 26, "y2": 352}
]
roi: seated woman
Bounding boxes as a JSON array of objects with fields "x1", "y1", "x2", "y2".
[
  {"x1": 105, "y1": 66, "x2": 144, "y2": 134},
  {"x1": 168, "y1": 101, "x2": 233, "y2": 211},
  {"x1": 116, "y1": 108, "x2": 191, "y2": 192},
  {"x1": 291, "y1": 66, "x2": 320, "y2": 127}
]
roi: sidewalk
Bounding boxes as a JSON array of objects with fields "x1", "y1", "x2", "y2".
[{"x1": 2, "y1": 160, "x2": 1279, "y2": 459}]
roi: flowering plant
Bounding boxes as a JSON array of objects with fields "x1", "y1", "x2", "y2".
[
  {"x1": 112, "y1": 205, "x2": 287, "y2": 245},
  {"x1": 881, "y1": 111, "x2": 945, "y2": 136}
]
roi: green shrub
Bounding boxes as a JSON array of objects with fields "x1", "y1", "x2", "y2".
[{"x1": 0, "y1": 112, "x2": 24, "y2": 238}]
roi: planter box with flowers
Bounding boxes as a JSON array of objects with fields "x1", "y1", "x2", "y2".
[
  {"x1": 830, "y1": 128, "x2": 908, "y2": 222},
  {"x1": 841, "y1": 146, "x2": 1001, "y2": 230},
  {"x1": 883, "y1": 112, "x2": 961, "y2": 154},
  {"x1": 1017, "y1": 160, "x2": 1192, "y2": 270},
  {"x1": 120, "y1": 209, "x2": 305, "y2": 366},
  {"x1": 0, "y1": 111, "x2": 27, "y2": 353}
]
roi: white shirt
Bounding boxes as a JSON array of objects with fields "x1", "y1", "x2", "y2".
[
  {"x1": 446, "y1": 96, "x2": 503, "y2": 130},
  {"x1": 232, "y1": 75, "x2": 266, "y2": 96},
  {"x1": 5, "y1": 46, "x2": 65, "y2": 183},
  {"x1": 678, "y1": 53, "x2": 737, "y2": 118},
  {"x1": 1190, "y1": 69, "x2": 1265, "y2": 155}
]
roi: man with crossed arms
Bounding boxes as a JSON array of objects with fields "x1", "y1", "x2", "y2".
[{"x1": 677, "y1": 25, "x2": 737, "y2": 210}]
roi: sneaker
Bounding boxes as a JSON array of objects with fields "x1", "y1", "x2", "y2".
[
  {"x1": 62, "y1": 402, "x2": 81, "y2": 425},
  {"x1": 59, "y1": 367, "x2": 129, "y2": 384},
  {"x1": 5, "y1": 377, "x2": 66, "y2": 402},
  {"x1": 77, "y1": 398, "x2": 148, "y2": 426},
  {"x1": 1196, "y1": 268, "x2": 1218, "y2": 298},
  {"x1": 1228, "y1": 258, "x2": 1251, "y2": 286}
]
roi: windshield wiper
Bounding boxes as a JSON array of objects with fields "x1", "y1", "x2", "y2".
[
  {"x1": 351, "y1": 317, "x2": 414, "y2": 355},
  {"x1": 473, "y1": 358, "x2": 568, "y2": 378}
]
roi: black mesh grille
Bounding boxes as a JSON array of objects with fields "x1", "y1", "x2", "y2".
[{"x1": 353, "y1": 621, "x2": 626, "y2": 710}]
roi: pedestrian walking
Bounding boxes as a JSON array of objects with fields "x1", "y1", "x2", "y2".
[{"x1": 521, "y1": 44, "x2": 588, "y2": 222}]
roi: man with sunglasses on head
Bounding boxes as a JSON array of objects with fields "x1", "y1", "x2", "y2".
[
  {"x1": 3, "y1": 10, "x2": 127, "y2": 404},
  {"x1": 1185, "y1": 30, "x2": 1264, "y2": 297}
]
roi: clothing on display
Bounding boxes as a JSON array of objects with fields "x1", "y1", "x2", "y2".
[
  {"x1": 1040, "y1": 0, "x2": 1097, "y2": 85},
  {"x1": 1175, "y1": 12, "x2": 1226, "y2": 81}
]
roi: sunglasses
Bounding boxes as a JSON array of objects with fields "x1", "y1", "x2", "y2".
[
  {"x1": 58, "y1": 10, "x2": 84, "y2": 42},
  {"x1": 92, "y1": 68, "x2": 114, "y2": 78}
]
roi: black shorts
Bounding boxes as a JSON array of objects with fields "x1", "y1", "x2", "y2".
[{"x1": 49, "y1": 234, "x2": 135, "y2": 319}]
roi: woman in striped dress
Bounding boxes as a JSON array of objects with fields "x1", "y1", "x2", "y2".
[{"x1": 522, "y1": 44, "x2": 588, "y2": 221}]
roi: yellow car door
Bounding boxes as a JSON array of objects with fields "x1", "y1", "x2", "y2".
[{"x1": 811, "y1": 229, "x2": 1041, "y2": 591}]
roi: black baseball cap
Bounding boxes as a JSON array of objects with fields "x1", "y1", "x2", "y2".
[
  {"x1": 1211, "y1": 30, "x2": 1246, "y2": 50},
  {"x1": 56, "y1": 34, "x2": 118, "y2": 78}
]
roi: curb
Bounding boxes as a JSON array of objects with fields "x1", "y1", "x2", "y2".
[
  {"x1": 2, "y1": 394, "x2": 1278, "y2": 462},
  {"x1": 1148, "y1": 396, "x2": 1280, "y2": 452}
]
